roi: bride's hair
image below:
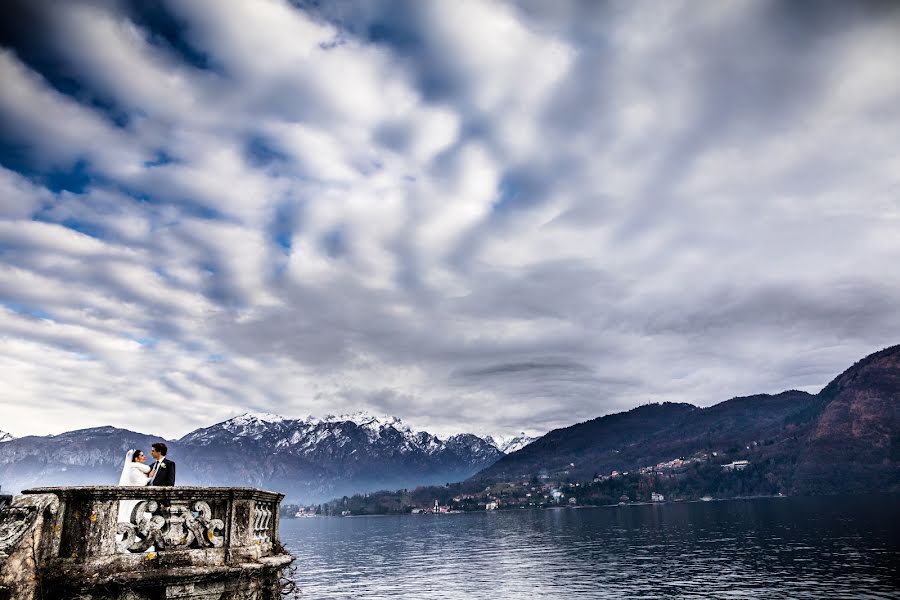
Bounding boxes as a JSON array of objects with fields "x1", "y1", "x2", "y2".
[{"x1": 131, "y1": 449, "x2": 143, "y2": 462}]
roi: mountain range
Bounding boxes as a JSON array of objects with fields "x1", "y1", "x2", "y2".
[
  {"x1": 0, "y1": 411, "x2": 532, "y2": 502},
  {"x1": 473, "y1": 345, "x2": 900, "y2": 495},
  {"x1": 2, "y1": 345, "x2": 898, "y2": 501}
]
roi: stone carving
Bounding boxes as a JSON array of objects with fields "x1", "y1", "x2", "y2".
[
  {"x1": 0, "y1": 505, "x2": 38, "y2": 560},
  {"x1": 252, "y1": 504, "x2": 273, "y2": 544},
  {"x1": 117, "y1": 500, "x2": 224, "y2": 553}
]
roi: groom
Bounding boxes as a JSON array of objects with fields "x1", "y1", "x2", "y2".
[{"x1": 147, "y1": 442, "x2": 176, "y2": 486}]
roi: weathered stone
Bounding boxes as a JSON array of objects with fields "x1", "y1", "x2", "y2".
[
  {"x1": 0, "y1": 486, "x2": 294, "y2": 600},
  {"x1": 0, "y1": 492, "x2": 60, "y2": 600}
]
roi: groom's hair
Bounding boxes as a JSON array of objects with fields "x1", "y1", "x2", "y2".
[{"x1": 152, "y1": 442, "x2": 168, "y2": 456}]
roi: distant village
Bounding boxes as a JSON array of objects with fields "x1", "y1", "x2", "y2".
[{"x1": 282, "y1": 449, "x2": 765, "y2": 518}]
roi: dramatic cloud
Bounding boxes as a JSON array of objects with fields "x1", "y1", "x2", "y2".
[{"x1": 1, "y1": 0, "x2": 899, "y2": 440}]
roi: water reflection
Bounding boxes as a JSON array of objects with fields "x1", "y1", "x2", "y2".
[{"x1": 282, "y1": 495, "x2": 900, "y2": 599}]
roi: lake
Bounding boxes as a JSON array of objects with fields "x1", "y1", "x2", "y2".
[{"x1": 281, "y1": 495, "x2": 900, "y2": 599}]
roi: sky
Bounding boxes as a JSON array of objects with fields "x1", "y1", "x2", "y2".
[{"x1": 0, "y1": 0, "x2": 899, "y2": 441}]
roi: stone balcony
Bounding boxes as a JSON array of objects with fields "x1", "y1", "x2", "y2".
[{"x1": 0, "y1": 486, "x2": 295, "y2": 600}]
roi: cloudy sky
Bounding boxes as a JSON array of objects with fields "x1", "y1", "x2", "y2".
[{"x1": 0, "y1": 0, "x2": 898, "y2": 440}]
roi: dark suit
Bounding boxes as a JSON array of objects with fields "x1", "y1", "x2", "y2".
[{"x1": 149, "y1": 457, "x2": 176, "y2": 486}]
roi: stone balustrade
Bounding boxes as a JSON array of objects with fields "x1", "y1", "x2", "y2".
[{"x1": 0, "y1": 486, "x2": 294, "y2": 600}]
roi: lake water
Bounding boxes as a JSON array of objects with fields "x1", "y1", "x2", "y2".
[{"x1": 281, "y1": 495, "x2": 900, "y2": 599}]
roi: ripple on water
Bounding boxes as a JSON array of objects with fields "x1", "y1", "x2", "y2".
[{"x1": 283, "y1": 495, "x2": 900, "y2": 599}]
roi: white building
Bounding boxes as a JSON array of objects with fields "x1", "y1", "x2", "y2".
[{"x1": 722, "y1": 460, "x2": 750, "y2": 471}]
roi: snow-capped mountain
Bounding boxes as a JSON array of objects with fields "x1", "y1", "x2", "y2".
[
  {"x1": 181, "y1": 411, "x2": 419, "y2": 447},
  {"x1": 317, "y1": 411, "x2": 408, "y2": 430},
  {"x1": 0, "y1": 430, "x2": 14, "y2": 443},
  {"x1": 0, "y1": 413, "x2": 507, "y2": 503},
  {"x1": 485, "y1": 433, "x2": 537, "y2": 454},
  {"x1": 179, "y1": 411, "x2": 291, "y2": 445},
  {"x1": 176, "y1": 412, "x2": 504, "y2": 500}
]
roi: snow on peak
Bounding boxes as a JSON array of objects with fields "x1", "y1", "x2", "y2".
[
  {"x1": 195, "y1": 411, "x2": 289, "y2": 440},
  {"x1": 189, "y1": 410, "x2": 513, "y2": 457},
  {"x1": 234, "y1": 412, "x2": 286, "y2": 424},
  {"x1": 0, "y1": 430, "x2": 14, "y2": 443},
  {"x1": 487, "y1": 432, "x2": 537, "y2": 454},
  {"x1": 316, "y1": 411, "x2": 410, "y2": 432}
]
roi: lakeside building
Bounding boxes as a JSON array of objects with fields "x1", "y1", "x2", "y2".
[
  {"x1": 722, "y1": 460, "x2": 750, "y2": 471},
  {"x1": 652, "y1": 492, "x2": 665, "y2": 502}
]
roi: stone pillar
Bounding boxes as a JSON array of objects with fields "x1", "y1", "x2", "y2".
[
  {"x1": 59, "y1": 495, "x2": 119, "y2": 560},
  {"x1": 227, "y1": 495, "x2": 259, "y2": 562},
  {"x1": 0, "y1": 493, "x2": 61, "y2": 600}
]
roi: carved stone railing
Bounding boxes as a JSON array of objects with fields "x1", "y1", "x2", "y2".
[
  {"x1": 0, "y1": 486, "x2": 294, "y2": 600},
  {"x1": 116, "y1": 498, "x2": 225, "y2": 553}
]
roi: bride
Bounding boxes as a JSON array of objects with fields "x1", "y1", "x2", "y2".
[{"x1": 117, "y1": 449, "x2": 151, "y2": 523}]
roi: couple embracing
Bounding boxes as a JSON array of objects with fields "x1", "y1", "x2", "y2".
[
  {"x1": 116, "y1": 442, "x2": 176, "y2": 527},
  {"x1": 118, "y1": 442, "x2": 176, "y2": 487}
]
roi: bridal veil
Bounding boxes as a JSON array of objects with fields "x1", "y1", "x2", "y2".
[{"x1": 118, "y1": 449, "x2": 135, "y2": 486}]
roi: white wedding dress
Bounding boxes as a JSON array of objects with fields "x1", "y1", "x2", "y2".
[{"x1": 117, "y1": 450, "x2": 151, "y2": 523}]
